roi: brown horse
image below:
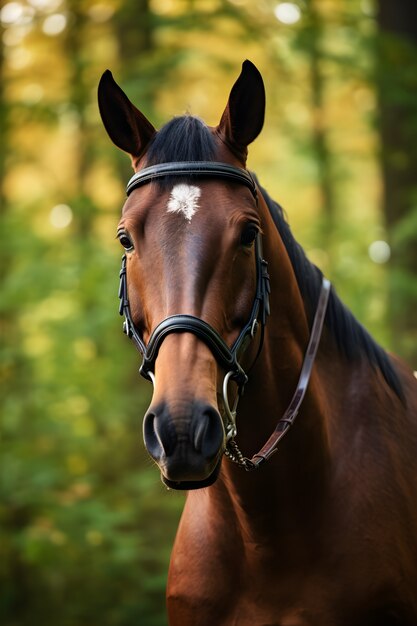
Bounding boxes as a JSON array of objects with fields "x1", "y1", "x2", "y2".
[{"x1": 98, "y1": 61, "x2": 417, "y2": 625}]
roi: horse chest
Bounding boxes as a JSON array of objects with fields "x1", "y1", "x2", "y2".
[
  {"x1": 168, "y1": 564, "x2": 408, "y2": 626},
  {"x1": 167, "y1": 513, "x2": 413, "y2": 626}
]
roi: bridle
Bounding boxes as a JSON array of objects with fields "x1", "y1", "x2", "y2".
[{"x1": 118, "y1": 161, "x2": 331, "y2": 471}]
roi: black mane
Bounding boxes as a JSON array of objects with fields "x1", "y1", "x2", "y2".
[
  {"x1": 143, "y1": 114, "x2": 403, "y2": 400},
  {"x1": 259, "y1": 182, "x2": 404, "y2": 401}
]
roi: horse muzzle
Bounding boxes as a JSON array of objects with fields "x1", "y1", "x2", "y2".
[{"x1": 143, "y1": 399, "x2": 225, "y2": 490}]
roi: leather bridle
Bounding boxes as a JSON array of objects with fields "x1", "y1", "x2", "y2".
[{"x1": 118, "y1": 161, "x2": 331, "y2": 471}]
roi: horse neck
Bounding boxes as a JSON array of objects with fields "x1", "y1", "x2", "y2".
[{"x1": 211, "y1": 194, "x2": 332, "y2": 537}]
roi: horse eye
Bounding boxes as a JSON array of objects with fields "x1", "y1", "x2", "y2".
[
  {"x1": 118, "y1": 233, "x2": 134, "y2": 251},
  {"x1": 241, "y1": 224, "x2": 258, "y2": 247}
]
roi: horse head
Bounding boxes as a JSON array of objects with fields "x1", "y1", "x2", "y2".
[{"x1": 98, "y1": 61, "x2": 267, "y2": 489}]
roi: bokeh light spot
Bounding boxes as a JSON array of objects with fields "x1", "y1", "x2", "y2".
[
  {"x1": 42, "y1": 12, "x2": 67, "y2": 36},
  {"x1": 1, "y1": 2, "x2": 24, "y2": 25},
  {"x1": 368, "y1": 240, "x2": 391, "y2": 264},
  {"x1": 50, "y1": 204, "x2": 73, "y2": 229},
  {"x1": 274, "y1": 2, "x2": 301, "y2": 24}
]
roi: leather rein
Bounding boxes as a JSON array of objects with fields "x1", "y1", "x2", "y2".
[{"x1": 118, "y1": 161, "x2": 331, "y2": 471}]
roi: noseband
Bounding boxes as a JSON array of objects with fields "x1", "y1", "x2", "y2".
[{"x1": 118, "y1": 161, "x2": 331, "y2": 471}]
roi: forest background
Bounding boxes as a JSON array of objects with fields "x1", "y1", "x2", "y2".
[{"x1": 1, "y1": 0, "x2": 416, "y2": 625}]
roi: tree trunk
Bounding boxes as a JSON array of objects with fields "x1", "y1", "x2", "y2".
[
  {"x1": 0, "y1": 25, "x2": 6, "y2": 213},
  {"x1": 65, "y1": 0, "x2": 95, "y2": 237},
  {"x1": 376, "y1": 0, "x2": 417, "y2": 363},
  {"x1": 113, "y1": 0, "x2": 156, "y2": 183},
  {"x1": 306, "y1": 0, "x2": 336, "y2": 251}
]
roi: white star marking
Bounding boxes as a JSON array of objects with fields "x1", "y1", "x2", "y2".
[{"x1": 167, "y1": 184, "x2": 201, "y2": 222}]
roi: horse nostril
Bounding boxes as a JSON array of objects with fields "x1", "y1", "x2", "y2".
[
  {"x1": 193, "y1": 417, "x2": 206, "y2": 453},
  {"x1": 193, "y1": 405, "x2": 224, "y2": 458},
  {"x1": 143, "y1": 408, "x2": 177, "y2": 458},
  {"x1": 143, "y1": 411, "x2": 160, "y2": 459},
  {"x1": 144, "y1": 403, "x2": 223, "y2": 466}
]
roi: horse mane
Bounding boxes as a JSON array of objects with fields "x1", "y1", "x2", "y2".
[
  {"x1": 259, "y1": 182, "x2": 404, "y2": 401},
  {"x1": 144, "y1": 115, "x2": 404, "y2": 400}
]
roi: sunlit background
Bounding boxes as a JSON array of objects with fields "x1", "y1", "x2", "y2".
[{"x1": 1, "y1": 1, "x2": 416, "y2": 624}]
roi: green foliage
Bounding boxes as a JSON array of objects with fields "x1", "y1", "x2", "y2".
[{"x1": 0, "y1": 201, "x2": 183, "y2": 626}]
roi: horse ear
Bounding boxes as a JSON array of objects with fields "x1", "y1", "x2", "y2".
[
  {"x1": 217, "y1": 60, "x2": 265, "y2": 156},
  {"x1": 98, "y1": 70, "x2": 156, "y2": 158}
]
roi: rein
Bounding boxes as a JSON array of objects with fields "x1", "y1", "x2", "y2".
[
  {"x1": 118, "y1": 161, "x2": 330, "y2": 471},
  {"x1": 225, "y1": 275, "x2": 330, "y2": 470}
]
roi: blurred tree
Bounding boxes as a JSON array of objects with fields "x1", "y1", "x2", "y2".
[
  {"x1": 116, "y1": 0, "x2": 153, "y2": 71},
  {"x1": 65, "y1": 0, "x2": 95, "y2": 236},
  {"x1": 300, "y1": 0, "x2": 337, "y2": 251},
  {"x1": 376, "y1": 0, "x2": 417, "y2": 362},
  {"x1": 112, "y1": 0, "x2": 156, "y2": 182},
  {"x1": 0, "y1": 17, "x2": 34, "y2": 623},
  {"x1": 0, "y1": 26, "x2": 6, "y2": 210}
]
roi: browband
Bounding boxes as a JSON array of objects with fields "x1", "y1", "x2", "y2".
[{"x1": 126, "y1": 161, "x2": 258, "y2": 198}]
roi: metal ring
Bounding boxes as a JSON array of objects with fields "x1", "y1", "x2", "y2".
[{"x1": 223, "y1": 371, "x2": 239, "y2": 441}]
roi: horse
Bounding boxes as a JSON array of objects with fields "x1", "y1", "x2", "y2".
[{"x1": 98, "y1": 61, "x2": 417, "y2": 626}]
